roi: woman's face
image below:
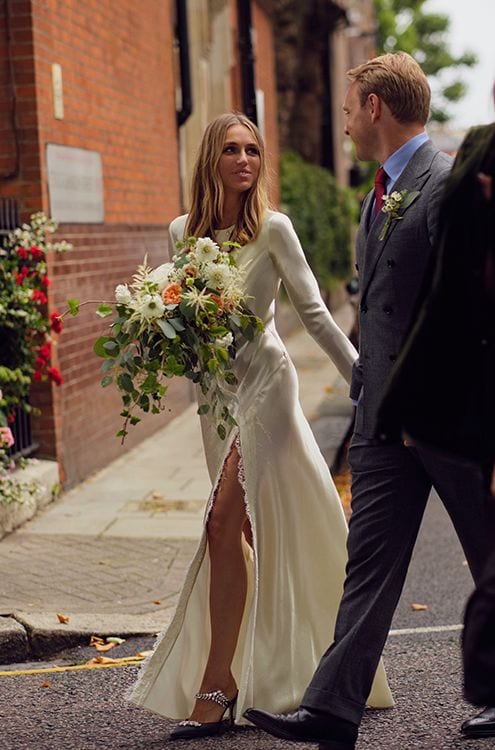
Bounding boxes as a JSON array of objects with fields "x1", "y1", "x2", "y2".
[{"x1": 218, "y1": 124, "x2": 261, "y2": 197}]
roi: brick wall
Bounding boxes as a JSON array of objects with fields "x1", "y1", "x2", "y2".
[
  {"x1": 45, "y1": 224, "x2": 193, "y2": 487},
  {"x1": 0, "y1": 0, "x2": 42, "y2": 208},
  {"x1": 1, "y1": 0, "x2": 187, "y2": 488}
]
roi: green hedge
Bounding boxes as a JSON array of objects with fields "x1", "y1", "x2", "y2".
[{"x1": 279, "y1": 151, "x2": 357, "y2": 295}]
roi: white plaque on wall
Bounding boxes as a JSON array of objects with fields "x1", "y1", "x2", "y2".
[{"x1": 46, "y1": 144, "x2": 104, "y2": 223}]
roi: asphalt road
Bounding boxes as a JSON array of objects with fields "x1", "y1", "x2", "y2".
[{"x1": 2, "y1": 494, "x2": 494, "y2": 750}]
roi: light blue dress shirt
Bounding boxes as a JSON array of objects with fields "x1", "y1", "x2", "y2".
[{"x1": 381, "y1": 130, "x2": 429, "y2": 194}]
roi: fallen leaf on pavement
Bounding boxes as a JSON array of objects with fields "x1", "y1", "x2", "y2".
[
  {"x1": 411, "y1": 603, "x2": 428, "y2": 611},
  {"x1": 89, "y1": 635, "x2": 104, "y2": 647},
  {"x1": 324, "y1": 385, "x2": 334, "y2": 394},
  {"x1": 95, "y1": 642, "x2": 117, "y2": 653},
  {"x1": 136, "y1": 651, "x2": 153, "y2": 658},
  {"x1": 106, "y1": 637, "x2": 125, "y2": 645},
  {"x1": 56, "y1": 613, "x2": 70, "y2": 624},
  {"x1": 39, "y1": 681, "x2": 51, "y2": 688},
  {"x1": 85, "y1": 655, "x2": 145, "y2": 666},
  {"x1": 152, "y1": 600, "x2": 161, "y2": 605}
]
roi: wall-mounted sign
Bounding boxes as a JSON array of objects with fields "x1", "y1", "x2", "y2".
[
  {"x1": 46, "y1": 144, "x2": 104, "y2": 223},
  {"x1": 51, "y1": 63, "x2": 64, "y2": 120}
]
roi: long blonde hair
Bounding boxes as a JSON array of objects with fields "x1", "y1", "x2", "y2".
[{"x1": 185, "y1": 113, "x2": 270, "y2": 245}]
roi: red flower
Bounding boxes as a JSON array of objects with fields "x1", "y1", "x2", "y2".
[
  {"x1": 15, "y1": 265, "x2": 30, "y2": 284},
  {"x1": 7, "y1": 414, "x2": 15, "y2": 424},
  {"x1": 30, "y1": 245, "x2": 43, "y2": 260},
  {"x1": 16, "y1": 247, "x2": 28, "y2": 260},
  {"x1": 33, "y1": 370, "x2": 43, "y2": 382},
  {"x1": 41, "y1": 275, "x2": 51, "y2": 287},
  {"x1": 47, "y1": 366, "x2": 63, "y2": 386},
  {"x1": 50, "y1": 312, "x2": 63, "y2": 333},
  {"x1": 38, "y1": 342, "x2": 51, "y2": 361},
  {"x1": 35, "y1": 356, "x2": 46, "y2": 368},
  {"x1": 32, "y1": 289, "x2": 48, "y2": 305}
]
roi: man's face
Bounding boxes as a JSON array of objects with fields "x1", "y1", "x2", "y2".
[{"x1": 343, "y1": 82, "x2": 375, "y2": 162}]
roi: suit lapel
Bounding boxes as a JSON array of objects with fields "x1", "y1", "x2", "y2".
[{"x1": 360, "y1": 141, "x2": 438, "y2": 301}]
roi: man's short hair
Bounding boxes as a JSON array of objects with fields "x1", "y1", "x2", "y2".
[{"x1": 347, "y1": 52, "x2": 431, "y2": 125}]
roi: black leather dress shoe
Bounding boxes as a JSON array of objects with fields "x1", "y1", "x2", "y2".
[
  {"x1": 461, "y1": 706, "x2": 495, "y2": 737},
  {"x1": 243, "y1": 706, "x2": 357, "y2": 749}
]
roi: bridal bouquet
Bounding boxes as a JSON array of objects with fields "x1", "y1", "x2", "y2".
[{"x1": 67, "y1": 237, "x2": 263, "y2": 441}]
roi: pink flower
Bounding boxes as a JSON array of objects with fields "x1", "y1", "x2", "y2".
[{"x1": 0, "y1": 427, "x2": 14, "y2": 449}]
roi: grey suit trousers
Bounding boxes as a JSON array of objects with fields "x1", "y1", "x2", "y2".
[{"x1": 302, "y1": 433, "x2": 491, "y2": 724}]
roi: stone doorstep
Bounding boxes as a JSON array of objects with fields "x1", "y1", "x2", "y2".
[
  {"x1": 0, "y1": 610, "x2": 172, "y2": 663},
  {"x1": 0, "y1": 459, "x2": 59, "y2": 540}
]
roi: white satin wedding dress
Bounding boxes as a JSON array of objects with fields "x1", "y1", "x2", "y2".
[{"x1": 129, "y1": 210, "x2": 393, "y2": 722}]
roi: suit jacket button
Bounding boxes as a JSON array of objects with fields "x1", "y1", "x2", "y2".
[
  {"x1": 389, "y1": 354, "x2": 397, "y2": 362},
  {"x1": 360, "y1": 304, "x2": 368, "y2": 313},
  {"x1": 383, "y1": 305, "x2": 393, "y2": 314},
  {"x1": 387, "y1": 259, "x2": 395, "y2": 268}
]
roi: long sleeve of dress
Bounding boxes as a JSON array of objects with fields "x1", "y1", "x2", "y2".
[{"x1": 267, "y1": 212, "x2": 358, "y2": 384}]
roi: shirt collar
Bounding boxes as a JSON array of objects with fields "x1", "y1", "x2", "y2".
[{"x1": 383, "y1": 131, "x2": 429, "y2": 190}]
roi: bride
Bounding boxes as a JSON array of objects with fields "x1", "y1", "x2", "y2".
[{"x1": 129, "y1": 112, "x2": 393, "y2": 739}]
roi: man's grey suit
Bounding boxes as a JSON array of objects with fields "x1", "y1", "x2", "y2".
[{"x1": 301, "y1": 140, "x2": 492, "y2": 724}]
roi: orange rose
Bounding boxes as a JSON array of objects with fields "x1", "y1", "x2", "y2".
[
  {"x1": 162, "y1": 283, "x2": 182, "y2": 305},
  {"x1": 209, "y1": 294, "x2": 224, "y2": 311}
]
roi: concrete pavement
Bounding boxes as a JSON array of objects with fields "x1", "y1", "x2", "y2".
[{"x1": 0, "y1": 303, "x2": 356, "y2": 662}]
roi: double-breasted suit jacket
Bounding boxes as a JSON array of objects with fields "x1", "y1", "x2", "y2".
[
  {"x1": 378, "y1": 125, "x2": 495, "y2": 464},
  {"x1": 350, "y1": 140, "x2": 452, "y2": 438}
]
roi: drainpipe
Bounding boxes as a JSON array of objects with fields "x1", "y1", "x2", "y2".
[
  {"x1": 176, "y1": 0, "x2": 192, "y2": 126},
  {"x1": 237, "y1": 0, "x2": 257, "y2": 125}
]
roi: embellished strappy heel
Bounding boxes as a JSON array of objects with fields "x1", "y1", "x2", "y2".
[{"x1": 169, "y1": 688, "x2": 238, "y2": 740}]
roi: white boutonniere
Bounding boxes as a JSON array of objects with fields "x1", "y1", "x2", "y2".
[{"x1": 378, "y1": 189, "x2": 421, "y2": 241}]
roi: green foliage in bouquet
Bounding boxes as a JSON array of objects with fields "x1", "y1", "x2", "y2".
[{"x1": 68, "y1": 237, "x2": 264, "y2": 441}]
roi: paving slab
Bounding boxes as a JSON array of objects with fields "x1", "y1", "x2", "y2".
[{"x1": 0, "y1": 616, "x2": 28, "y2": 663}]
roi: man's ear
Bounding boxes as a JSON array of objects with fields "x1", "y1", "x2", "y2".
[{"x1": 368, "y1": 93, "x2": 381, "y2": 123}]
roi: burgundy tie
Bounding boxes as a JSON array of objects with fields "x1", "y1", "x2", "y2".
[{"x1": 373, "y1": 166, "x2": 387, "y2": 218}]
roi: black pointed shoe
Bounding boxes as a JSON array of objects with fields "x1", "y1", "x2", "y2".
[
  {"x1": 170, "y1": 689, "x2": 237, "y2": 740},
  {"x1": 243, "y1": 706, "x2": 357, "y2": 749},
  {"x1": 461, "y1": 706, "x2": 495, "y2": 737}
]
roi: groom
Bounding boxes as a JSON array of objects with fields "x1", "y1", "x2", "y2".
[{"x1": 245, "y1": 52, "x2": 492, "y2": 749}]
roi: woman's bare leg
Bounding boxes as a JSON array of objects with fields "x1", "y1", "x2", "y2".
[{"x1": 189, "y1": 444, "x2": 249, "y2": 723}]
